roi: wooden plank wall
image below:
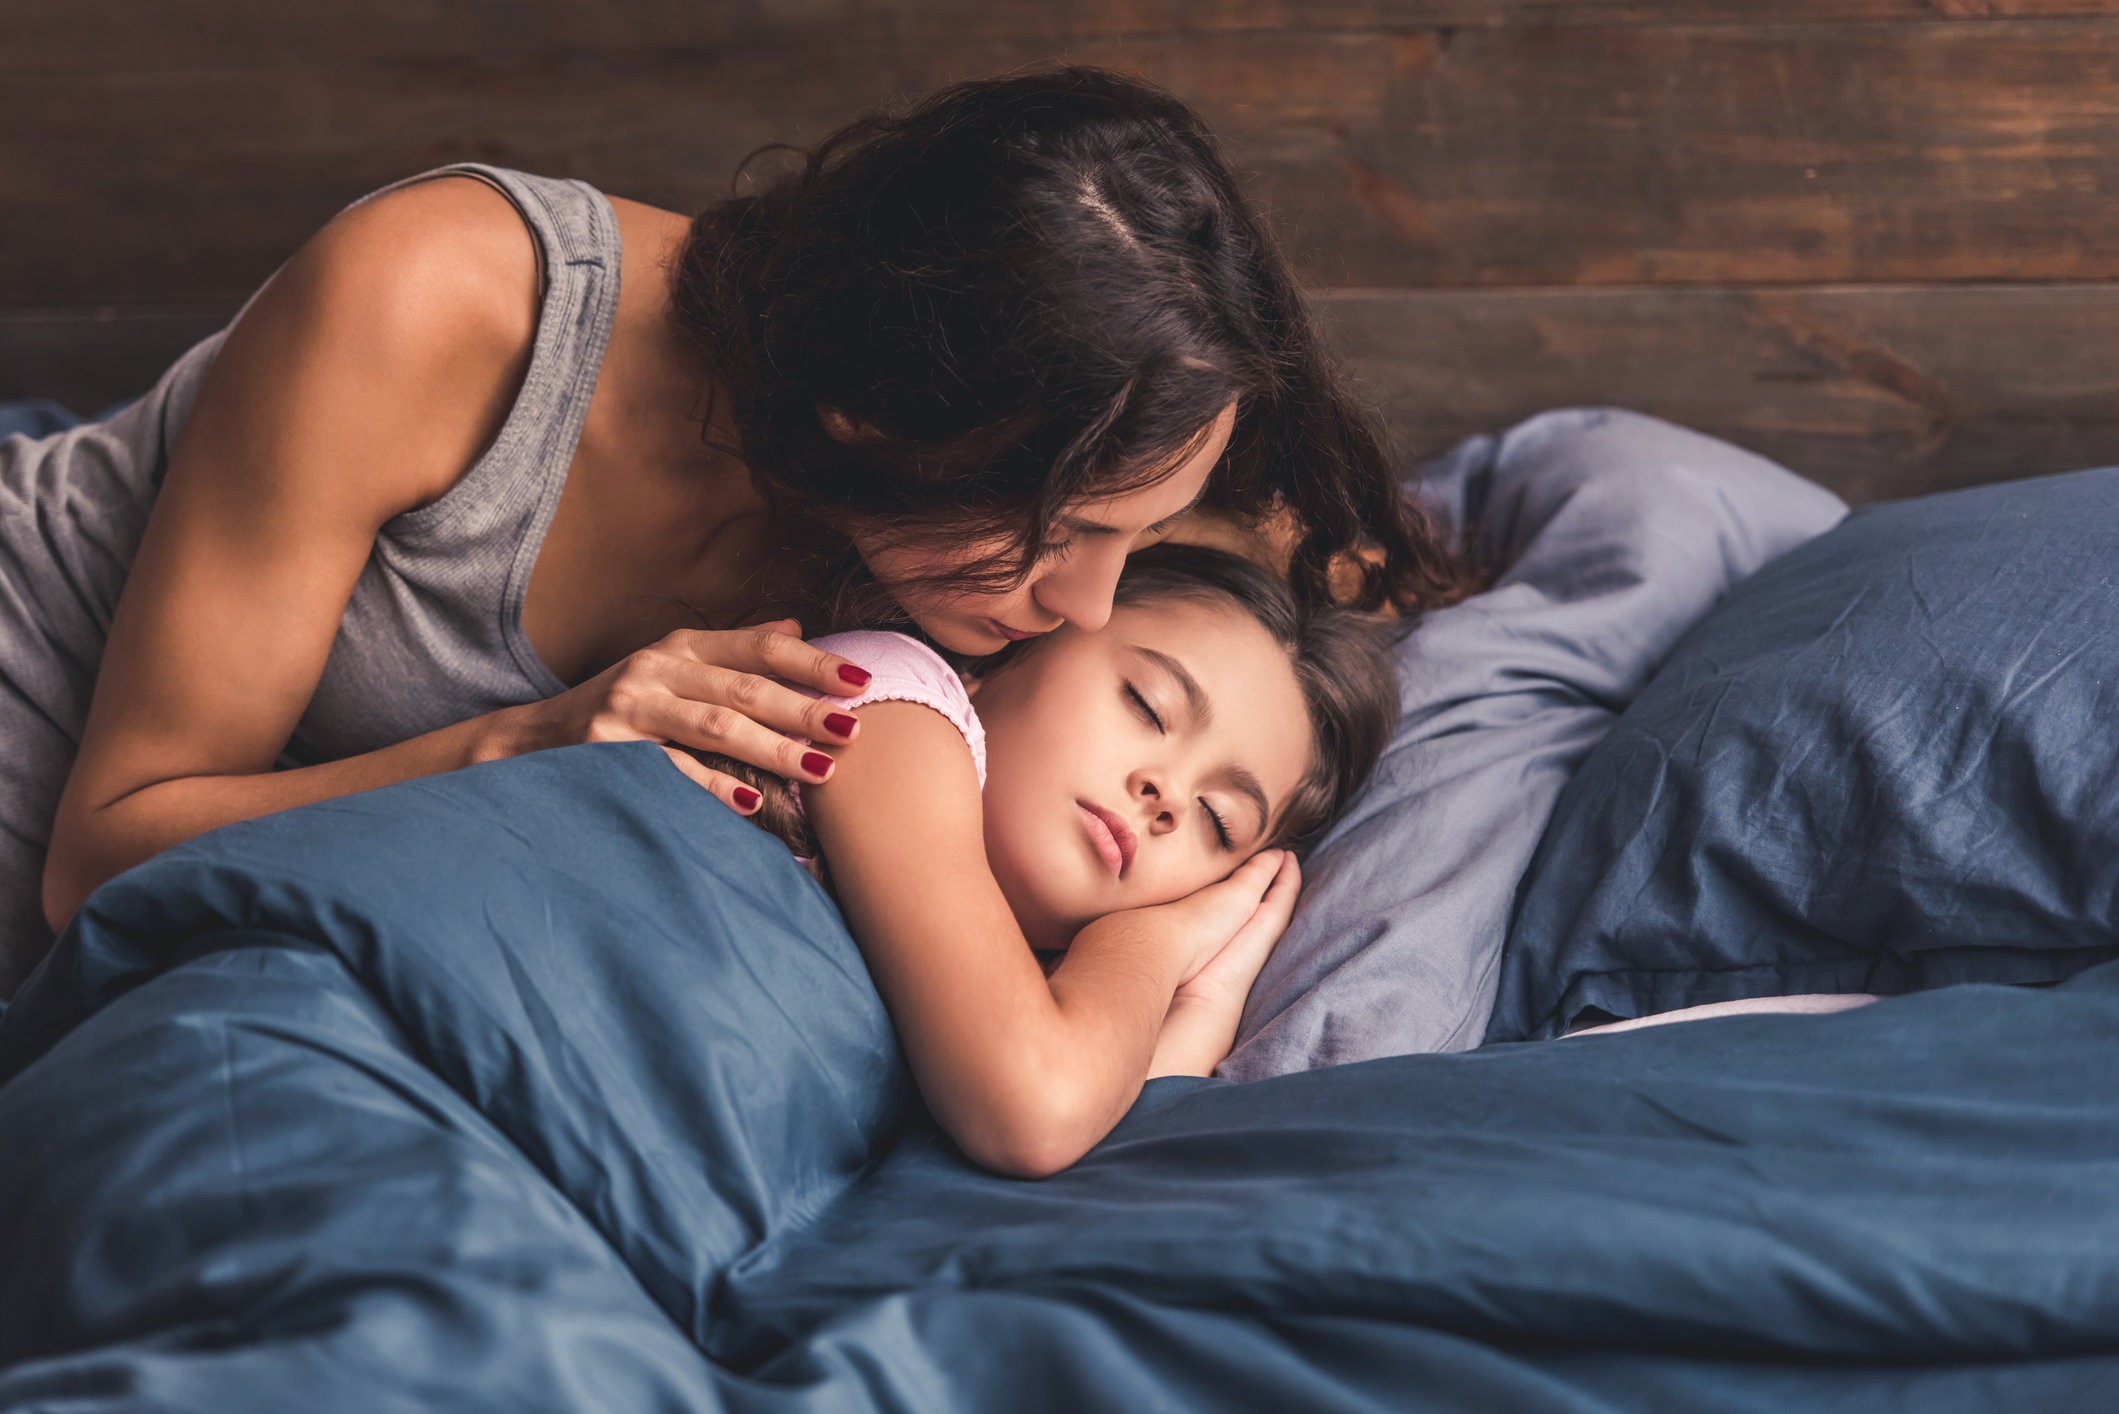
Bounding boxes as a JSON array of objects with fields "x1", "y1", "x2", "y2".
[{"x1": 7, "y1": 0, "x2": 2119, "y2": 500}]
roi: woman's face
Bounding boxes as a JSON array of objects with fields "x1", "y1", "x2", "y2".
[
  {"x1": 857, "y1": 402, "x2": 1239, "y2": 657},
  {"x1": 966, "y1": 593, "x2": 1313, "y2": 950}
]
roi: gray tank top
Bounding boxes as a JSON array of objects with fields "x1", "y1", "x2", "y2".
[{"x1": 0, "y1": 164, "x2": 620, "y2": 992}]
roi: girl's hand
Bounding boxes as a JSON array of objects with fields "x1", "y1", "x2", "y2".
[
  {"x1": 1172, "y1": 850, "x2": 1300, "y2": 1006},
  {"x1": 1128, "y1": 848, "x2": 1298, "y2": 986},
  {"x1": 490, "y1": 619, "x2": 874, "y2": 816},
  {"x1": 1145, "y1": 850, "x2": 1301, "y2": 1079}
]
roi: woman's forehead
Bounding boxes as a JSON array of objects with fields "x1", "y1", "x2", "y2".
[
  {"x1": 1056, "y1": 466, "x2": 1209, "y2": 535},
  {"x1": 1055, "y1": 399, "x2": 1237, "y2": 532}
]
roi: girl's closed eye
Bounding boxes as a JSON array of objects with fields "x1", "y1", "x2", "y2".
[
  {"x1": 1201, "y1": 798, "x2": 1234, "y2": 851},
  {"x1": 1125, "y1": 681, "x2": 1166, "y2": 733},
  {"x1": 1124, "y1": 679, "x2": 1234, "y2": 848}
]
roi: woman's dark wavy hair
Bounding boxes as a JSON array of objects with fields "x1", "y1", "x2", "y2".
[
  {"x1": 671, "y1": 64, "x2": 1479, "y2": 623},
  {"x1": 698, "y1": 544, "x2": 1400, "y2": 883}
]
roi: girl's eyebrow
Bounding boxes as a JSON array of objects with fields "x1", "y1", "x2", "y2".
[
  {"x1": 1133, "y1": 646, "x2": 1209, "y2": 724},
  {"x1": 1132, "y1": 646, "x2": 1271, "y2": 834},
  {"x1": 1221, "y1": 763, "x2": 1270, "y2": 837}
]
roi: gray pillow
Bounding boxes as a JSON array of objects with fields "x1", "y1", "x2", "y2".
[{"x1": 1220, "y1": 408, "x2": 1847, "y2": 1079}]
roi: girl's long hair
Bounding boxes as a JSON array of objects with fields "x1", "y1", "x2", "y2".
[{"x1": 669, "y1": 65, "x2": 1482, "y2": 627}]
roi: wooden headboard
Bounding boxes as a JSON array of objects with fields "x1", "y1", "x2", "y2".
[{"x1": 8, "y1": 0, "x2": 2117, "y2": 502}]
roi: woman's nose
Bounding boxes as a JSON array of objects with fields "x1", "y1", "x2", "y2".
[{"x1": 1029, "y1": 541, "x2": 1126, "y2": 631}]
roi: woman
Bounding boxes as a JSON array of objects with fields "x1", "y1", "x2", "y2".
[{"x1": 0, "y1": 67, "x2": 1477, "y2": 995}]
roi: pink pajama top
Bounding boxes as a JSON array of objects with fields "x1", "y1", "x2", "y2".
[{"x1": 786, "y1": 632, "x2": 987, "y2": 827}]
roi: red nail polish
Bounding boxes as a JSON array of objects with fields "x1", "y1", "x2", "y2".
[
  {"x1": 838, "y1": 664, "x2": 872, "y2": 689},
  {"x1": 733, "y1": 786, "x2": 762, "y2": 811},
  {"x1": 801, "y1": 751, "x2": 833, "y2": 778},
  {"x1": 823, "y1": 711, "x2": 858, "y2": 737}
]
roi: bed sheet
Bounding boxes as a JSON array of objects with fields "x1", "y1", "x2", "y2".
[{"x1": 3, "y1": 743, "x2": 2114, "y2": 1410}]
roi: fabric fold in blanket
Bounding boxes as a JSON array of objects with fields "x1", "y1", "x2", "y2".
[{"x1": 3, "y1": 742, "x2": 2117, "y2": 1410}]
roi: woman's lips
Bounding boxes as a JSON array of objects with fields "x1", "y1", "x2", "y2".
[
  {"x1": 1077, "y1": 801, "x2": 1138, "y2": 877},
  {"x1": 987, "y1": 618, "x2": 1046, "y2": 643}
]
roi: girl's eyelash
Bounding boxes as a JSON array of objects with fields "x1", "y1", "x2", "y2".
[
  {"x1": 1122, "y1": 678, "x2": 1231, "y2": 848},
  {"x1": 1125, "y1": 682, "x2": 1166, "y2": 733},
  {"x1": 1201, "y1": 799, "x2": 1234, "y2": 851},
  {"x1": 1036, "y1": 535, "x2": 1076, "y2": 562}
]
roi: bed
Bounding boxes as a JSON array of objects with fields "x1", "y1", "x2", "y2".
[{"x1": 5, "y1": 411, "x2": 2119, "y2": 1409}]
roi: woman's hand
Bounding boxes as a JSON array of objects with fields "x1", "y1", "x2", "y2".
[
  {"x1": 487, "y1": 619, "x2": 874, "y2": 816},
  {"x1": 1146, "y1": 850, "x2": 1300, "y2": 1078}
]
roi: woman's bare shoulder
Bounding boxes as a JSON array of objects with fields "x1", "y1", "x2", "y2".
[
  {"x1": 188, "y1": 174, "x2": 545, "y2": 517},
  {"x1": 292, "y1": 173, "x2": 542, "y2": 379}
]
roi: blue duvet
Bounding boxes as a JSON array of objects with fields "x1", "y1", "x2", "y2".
[{"x1": 3, "y1": 743, "x2": 2117, "y2": 1410}]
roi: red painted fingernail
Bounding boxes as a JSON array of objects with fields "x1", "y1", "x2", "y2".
[
  {"x1": 801, "y1": 751, "x2": 833, "y2": 778},
  {"x1": 838, "y1": 664, "x2": 872, "y2": 689},
  {"x1": 823, "y1": 712, "x2": 858, "y2": 737},
  {"x1": 733, "y1": 786, "x2": 762, "y2": 811}
]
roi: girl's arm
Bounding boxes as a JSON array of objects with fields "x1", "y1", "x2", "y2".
[
  {"x1": 43, "y1": 177, "x2": 861, "y2": 930},
  {"x1": 803, "y1": 700, "x2": 1288, "y2": 1179}
]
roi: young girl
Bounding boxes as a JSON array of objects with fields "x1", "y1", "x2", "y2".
[{"x1": 692, "y1": 545, "x2": 1398, "y2": 1178}]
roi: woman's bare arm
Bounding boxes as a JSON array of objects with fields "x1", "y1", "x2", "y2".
[
  {"x1": 804, "y1": 700, "x2": 1283, "y2": 1179},
  {"x1": 43, "y1": 177, "x2": 544, "y2": 926},
  {"x1": 44, "y1": 177, "x2": 866, "y2": 929}
]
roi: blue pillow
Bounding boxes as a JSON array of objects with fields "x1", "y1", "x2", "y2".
[{"x1": 1489, "y1": 467, "x2": 2119, "y2": 1043}]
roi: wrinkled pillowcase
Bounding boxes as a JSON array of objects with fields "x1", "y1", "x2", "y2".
[
  {"x1": 1222, "y1": 408, "x2": 1847, "y2": 1077},
  {"x1": 1489, "y1": 466, "x2": 2119, "y2": 1043}
]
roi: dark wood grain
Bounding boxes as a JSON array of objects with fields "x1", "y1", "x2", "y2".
[
  {"x1": 12, "y1": 284, "x2": 2116, "y2": 503},
  {"x1": 1317, "y1": 283, "x2": 2119, "y2": 502},
  {"x1": 1320, "y1": 18, "x2": 2119, "y2": 287},
  {"x1": 0, "y1": 307, "x2": 230, "y2": 418},
  {"x1": 8, "y1": 9, "x2": 2119, "y2": 305},
  {"x1": 9, "y1": 0, "x2": 2118, "y2": 78}
]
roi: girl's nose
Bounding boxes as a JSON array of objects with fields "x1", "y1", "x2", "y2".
[{"x1": 1135, "y1": 774, "x2": 1179, "y2": 836}]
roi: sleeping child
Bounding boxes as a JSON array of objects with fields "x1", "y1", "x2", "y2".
[{"x1": 683, "y1": 544, "x2": 1398, "y2": 1178}]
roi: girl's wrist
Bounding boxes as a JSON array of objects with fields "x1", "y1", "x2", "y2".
[
  {"x1": 1148, "y1": 993, "x2": 1241, "y2": 1079},
  {"x1": 1072, "y1": 909, "x2": 1201, "y2": 988}
]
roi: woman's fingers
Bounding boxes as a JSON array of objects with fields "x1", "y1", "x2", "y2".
[
  {"x1": 660, "y1": 745, "x2": 770, "y2": 816},
  {"x1": 593, "y1": 649, "x2": 861, "y2": 782},
  {"x1": 689, "y1": 622, "x2": 875, "y2": 700},
  {"x1": 640, "y1": 680, "x2": 843, "y2": 783}
]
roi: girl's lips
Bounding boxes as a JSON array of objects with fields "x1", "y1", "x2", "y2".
[{"x1": 1077, "y1": 801, "x2": 1138, "y2": 877}]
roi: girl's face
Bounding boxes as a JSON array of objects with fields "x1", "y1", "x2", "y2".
[
  {"x1": 967, "y1": 594, "x2": 1313, "y2": 950},
  {"x1": 856, "y1": 403, "x2": 1239, "y2": 657}
]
